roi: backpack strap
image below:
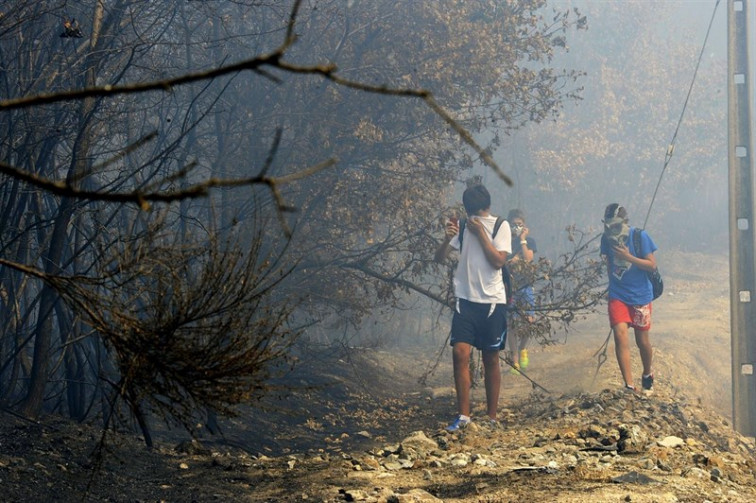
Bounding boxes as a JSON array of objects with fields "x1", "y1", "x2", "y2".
[
  {"x1": 632, "y1": 228, "x2": 643, "y2": 257},
  {"x1": 493, "y1": 216, "x2": 505, "y2": 238},
  {"x1": 458, "y1": 216, "x2": 504, "y2": 250}
]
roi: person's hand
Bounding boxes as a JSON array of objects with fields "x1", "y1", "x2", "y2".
[
  {"x1": 445, "y1": 218, "x2": 459, "y2": 239},
  {"x1": 612, "y1": 242, "x2": 632, "y2": 261},
  {"x1": 520, "y1": 225, "x2": 529, "y2": 240},
  {"x1": 467, "y1": 216, "x2": 486, "y2": 238}
]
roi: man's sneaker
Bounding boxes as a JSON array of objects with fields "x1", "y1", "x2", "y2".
[
  {"x1": 445, "y1": 415, "x2": 471, "y2": 432},
  {"x1": 624, "y1": 383, "x2": 637, "y2": 393},
  {"x1": 520, "y1": 349, "x2": 529, "y2": 369},
  {"x1": 509, "y1": 362, "x2": 520, "y2": 375},
  {"x1": 642, "y1": 373, "x2": 654, "y2": 393}
]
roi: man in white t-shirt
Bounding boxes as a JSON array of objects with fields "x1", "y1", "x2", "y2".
[{"x1": 435, "y1": 184, "x2": 511, "y2": 431}]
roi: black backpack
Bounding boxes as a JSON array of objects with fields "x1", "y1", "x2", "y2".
[
  {"x1": 632, "y1": 228, "x2": 663, "y2": 300},
  {"x1": 458, "y1": 216, "x2": 513, "y2": 304}
]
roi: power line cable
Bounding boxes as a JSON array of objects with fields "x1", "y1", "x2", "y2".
[{"x1": 642, "y1": 0, "x2": 722, "y2": 229}]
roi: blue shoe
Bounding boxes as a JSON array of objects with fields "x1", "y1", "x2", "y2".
[{"x1": 445, "y1": 415, "x2": 471, "y2": 432}]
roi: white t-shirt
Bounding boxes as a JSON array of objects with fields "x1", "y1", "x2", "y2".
[{"x1": 450, "y1": 215, "x2": 511, "y2": 304}]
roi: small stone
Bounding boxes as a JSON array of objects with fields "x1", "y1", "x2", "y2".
[
  {"x1": 383, "y1": 460, "x2": 403, "y2": 471},
  {"x1": 710, "y1": 467, "x2": 723, "y2": 482},
  {"x1": 395, "y1": 488, "x2": 443, "y2": 502},
  {"x1": 657, "y1": 436, "x2": 685, "y2": 448},
  {"x1": 343, "y1": 489, "x2": 368, "y2": 501}
]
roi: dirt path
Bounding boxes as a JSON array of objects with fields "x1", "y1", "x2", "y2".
[
  {"x1": 1, "y1": 250, "x2": 748, "y2": 503},
  {"x1": 216, "y1": 250, "x2": 734, "y2": 458}
]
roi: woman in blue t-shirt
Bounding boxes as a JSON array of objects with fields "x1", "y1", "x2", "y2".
[
  {"x1": 600, "y1": 203, "x2": 658, "y2": 393},
  {"x1": 505, "y1": 209, "x2": 537, "y2": 374}
]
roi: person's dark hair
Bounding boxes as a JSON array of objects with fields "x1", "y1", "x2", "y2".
[
  {"x1": 603, "y1": 203, "x2": 627, "y2": 221},
  {"x1": 507, "y1": 208, "x2": 525, "y2": 222},
  {"x1": 463, "y1": 184, "x2": 491, "y2": 215}
]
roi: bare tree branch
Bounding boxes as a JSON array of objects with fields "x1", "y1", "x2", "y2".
[
  {"x1": 0, "y1": 157, "x2": 336, "y2": 211},
  {"x1": 0, "y1": 0, "x2": 508, "y2": 186}
]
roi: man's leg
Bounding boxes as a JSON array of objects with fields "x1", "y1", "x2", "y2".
[
  {"x1": 509, "y1": 331, "x2": 520, "y2": 367},
  {"x1": 634, "y1": 328, "x2": 653, "y2": 376},
  {"x1": 613, "y1": 322, "x2": 634, "y2": 387},
  {"x1": 519, "y1": 316, "x2": 533, "y2": 353},
  {"x1": 452, "y1": 342, "x2": 473, "y2": 416},
  {"x1": 482, "y1": 349, "x2": 501, "y2": 419},
  {"x1": 518, "y1": 320, "x2": 532, "y2": 369}
]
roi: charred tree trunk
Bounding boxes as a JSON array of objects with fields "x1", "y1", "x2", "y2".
[{"x1": 19, "y1": 0, "x2": 106, "y2": 418}]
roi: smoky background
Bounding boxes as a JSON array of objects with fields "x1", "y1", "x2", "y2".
[{"x1": 0, "y1": 0, "x2": 733, "y2": 440}]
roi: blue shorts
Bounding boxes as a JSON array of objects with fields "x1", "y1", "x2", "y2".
[
  {"x1": 510, "y1": 286, "x2": 535, "y2": 318},
  {"x1": 451, "y1": 299, "x2": 507, "y2": 351}
]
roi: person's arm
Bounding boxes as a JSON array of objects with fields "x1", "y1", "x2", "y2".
[
  {"x1": 519, "y1": 227, "x2": 534, "y2": 263},
  {"x1": 467, "y1": 217, "x2": 508, "y2": 268},
  {"x1": 434, "y1": 220, "x2": 459, "y2": 263}
]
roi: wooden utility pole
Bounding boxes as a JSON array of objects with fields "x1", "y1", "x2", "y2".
[{"x1": 728, "y1": 0, "x2": 756, "y2": 437}]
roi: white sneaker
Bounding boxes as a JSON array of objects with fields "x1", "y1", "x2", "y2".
[{"x1": 445, "y1": 415, "x2": 471, "y2": 432}]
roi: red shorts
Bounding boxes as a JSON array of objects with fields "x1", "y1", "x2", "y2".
[{"x1": 608, "y1": 298, "x2": 652, "y2": 331}]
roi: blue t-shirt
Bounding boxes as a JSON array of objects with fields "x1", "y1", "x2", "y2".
[
  {"x1": 600, "y1": 227, "x2": 658, "y2": 305},
  {"x1": 508, "y1": 236, "x2": 537, "y2": 294}
]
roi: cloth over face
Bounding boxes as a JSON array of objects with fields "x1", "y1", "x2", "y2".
[{"x1": 604, "y1": 216, "x2": 630, "y2": 270}]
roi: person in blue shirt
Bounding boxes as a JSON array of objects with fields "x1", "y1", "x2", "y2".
[
  {"x1": 505, "y1": 208, "x2": 537, "y2": 374},
  {"x1": 600, "y1": 203, "x2": 658, "y2": 393}
]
